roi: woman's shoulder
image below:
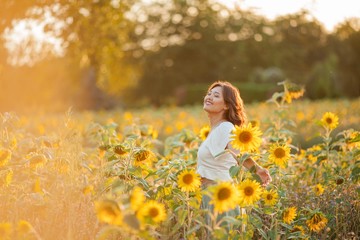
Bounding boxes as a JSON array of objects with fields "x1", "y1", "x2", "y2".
[{"x1": 216, "y1": 121, "x2": 235, "y2": 132}]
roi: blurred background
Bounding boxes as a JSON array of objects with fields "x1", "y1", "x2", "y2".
[{"x1": 0, "y1": 0, "x2": 359, "y2": 112}]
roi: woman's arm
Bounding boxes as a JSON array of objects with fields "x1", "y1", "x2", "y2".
[{"x1": 227, "y1": 143, "x2": 272, "y2": 186}]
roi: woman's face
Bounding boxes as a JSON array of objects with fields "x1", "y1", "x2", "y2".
[{"x1": 203, "y1": 86, "x2": 227, "y2": 114}]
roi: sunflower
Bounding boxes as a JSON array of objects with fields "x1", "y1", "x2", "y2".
[
  {"x1": 231, "y1": 123, "x2": 262, "y2": 152},
  {"x1": 136, "y1": 200, "x2": 167, "y2": 224},
  {"x1": 290, "y1": 225, "x2": 305, "y2": 235},
  {"x1": 17, "y1": 220, "x2": 32, "y2": 234},
  {"x1": 249, "y1": 120, "x2": 260, "y2": 128},
  {"x1": 283, "y1": 81, "x2": 305, "y2": 103},
  {"x1": 29, "y1": 154, "x2": 47, "y2": 169},
  {"x1": 335, "y1": 177, "x2": 345, "y2": 185},
  {"x1": 132, "y1": 149, "x2": 154, "y2": 167},
  {"x1": 306, "y1": 212, "x2": 328, "y2": 232},
  {"x1": 210, "y1": 182, "x2": 240, "y2": 213},
  {"x1": 284, "y1": 92, "x2": 293, "y2": 104},
  {"x1": 177, "y1": 169, "x2": 201, "y2": 192},
  {"x1": 82, "y1": 185, "x2": 95, "y2": 196},
  {"x1": 130, "y1": 186, "x2": 146, "y2": 211},
  {"x1": 346, "y1": 131, "x2": 360, "y2": 150},
  {"x1": 95, "y1": 200, "x2": 123, "y2": 226},
  {"x1": 199, "y1": 125, "x2": 211, "y2": 141},
  {"x1": 284, "y1": 86, "x2": 305, "y2": 103},
  {"x1": 307, "y1": 154, "x2": 317, "y2": 163},
  {"x1": 268, "y1": 143, "x2": 291, "y2": 168},
  {"x1": 0, "y1": 148, "x2": 11, "y2": 167},
  {"x1": 238, "y1": 179, "x2": 262, "y2": 207},
  {"x1": 283, "y1": 207, "x2": 297, "y2": 224},
  {"x1": 1, "y1": 169, "x2": 13, "y2": 187},
  {"x1": 320, "y1": 112, "x2": 339, "y2": 130},
  {"x1": 139, "y1": 125, "x2": 158, "y2": 139},
  {"x1": 32, "y1": 178, "x2": 43, "y2": 194},
  {"x1": 113, "y1": 144, "x2": 129, "y2": 156},
  {"x1": 313, "y1": 184, "x2": 325, "y2": 196},
  {"x1": 262, "y1": 189, "x2": 279, "y2": 206}
]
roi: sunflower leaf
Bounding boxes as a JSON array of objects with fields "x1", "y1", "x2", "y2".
[
  {"x1": 229, "y1": 166, "x2": 241, "y2": 177},
  {"x1": 257, "y1": 228, "x2": 268, "y2": 239}
]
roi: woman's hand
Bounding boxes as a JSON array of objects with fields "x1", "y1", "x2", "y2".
[{"x1": 256, "y1": 166, "x2": 272, "y2": 186}]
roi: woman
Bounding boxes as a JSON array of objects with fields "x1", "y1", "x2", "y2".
[{"x1": 197, "y1": 81, "x2": 271, "y2": 236}]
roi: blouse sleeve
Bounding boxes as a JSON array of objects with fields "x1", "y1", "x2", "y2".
[{"x1": 207, "y1": 122, "x2": 234, "y2": 158}]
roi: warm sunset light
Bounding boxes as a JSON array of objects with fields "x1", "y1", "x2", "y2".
[
  {"x1": 0, "y1": 1, "x2": 359, "y2": 239},
  {"x1": 218, "y1": 0, "x2": 360, "y2": 31}
]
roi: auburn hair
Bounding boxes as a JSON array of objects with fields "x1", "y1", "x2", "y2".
[{"x1": 207, "y1": 81, "x2": 247, "y2": 126}]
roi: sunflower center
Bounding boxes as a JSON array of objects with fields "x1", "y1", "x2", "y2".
[
  {"x1": 183, "y1": 174, "x2": 194, "y2": 185},
  {"x1": 239, "y1": 131, "x2": 252, "y2": 143},
  {"x1": 149, "y1": 207, "x2": 159, "y2": 218},
  {"x1": 135, "y1": 151, "x2": 149, "y2": 162},
  {"x1": 266, "y1": 194, "x2": 273, "y2": 200},
  {"x1": 336, "y1": 178, "x2": 344, "y2": 185},
  {"x1": 218, "y1": 188, "x2": 231, "y2": 201},
  {"x1": 203, "y1": 130, "x2": 209, "y2": 138},
  {"x1": 326, "y1": 118, "x2": 332, "y2": 124},
  {"x1": 104, "y1": 206, "x2": 118, "y2": 219},
  {"x1": 274, "y1": 148, "x2": 286, "y2": 158},
  {"x1": 244, "y1": 186, "x2": 254, "y2": 196}
]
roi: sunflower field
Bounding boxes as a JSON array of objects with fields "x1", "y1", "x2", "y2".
[{"x1": 0, "y1": 82, "x2": 359, "y2": 240}]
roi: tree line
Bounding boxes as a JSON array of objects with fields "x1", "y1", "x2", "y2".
[{"x1": 0, "y1": 0, "x2": 359, "y2": 111}]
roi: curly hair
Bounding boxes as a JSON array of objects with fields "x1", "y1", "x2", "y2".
[{"x1": 207, "y1": 81, "x2": 247, "y2": 126}]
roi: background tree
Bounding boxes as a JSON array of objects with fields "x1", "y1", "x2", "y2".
[
  {"x1": 330, "y1": 18, "x2": 360, "y2": 97},
  {"x1": 127, "y1": 0, "x2": 272, "y2": 105},
  {"x1": 0, "y1": 0, "x2": 138, "y2": 111},
  {"x1": 0, "y1": 0, "x2": 359, "y2": 110}
]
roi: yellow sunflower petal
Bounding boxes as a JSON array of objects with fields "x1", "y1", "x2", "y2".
[
  {"x1": 231, "y1": 123, "x2": 262, "y2": 152},
  {"x1": 283, "y1": 207, "x2": 297, "y2": 224},
  {"x1": 177, "y1": 169, "x2": 201, "y2": 192},
  {"x1": 238, "y1": 179, "x2": 263, "y2": 207},
  {"x1": 268, "y1": 143, "x2": 291, "y2": 168},
  {"x1": 210, "y1": 182, "x2": 240, "y2": 213},
  {"x1": 320, "y1": 112, "x2": 339, "y2": 130},
  {"x1": 136, "y1": 200, "x2": 167, "y2": 225}
]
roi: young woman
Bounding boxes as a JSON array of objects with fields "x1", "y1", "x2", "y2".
[{"x1": 197, "y1": 81, "x2": 271, "y2": 237}]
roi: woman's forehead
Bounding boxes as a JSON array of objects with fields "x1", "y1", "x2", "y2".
[{"x1": 210, "y1": 86, "x2": 223, "y2": 93}]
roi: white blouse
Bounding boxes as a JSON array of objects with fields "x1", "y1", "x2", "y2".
[{"x1": 196, "y1": 121, "x2": 237, "y2": 181}]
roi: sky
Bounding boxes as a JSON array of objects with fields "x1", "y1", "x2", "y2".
[{"x1": 218, "y1": 0, "x2": 360, "y2": 31}]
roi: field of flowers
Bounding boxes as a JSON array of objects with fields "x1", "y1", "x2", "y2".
[{"x1": 0, "y1": 83, "x2": 359, "y2": 240}]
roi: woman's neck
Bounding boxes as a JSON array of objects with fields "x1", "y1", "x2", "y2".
[{"x1": 208, "y1": 114, "x2": 226, "y2": 128}]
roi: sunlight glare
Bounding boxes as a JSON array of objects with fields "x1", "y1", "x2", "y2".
[
  {"x1": 3, "y1": 16, "x2": 64, "y2": 66},
  {"x1": 217, "y1": 0, "x2": 360, "y2": 31}
]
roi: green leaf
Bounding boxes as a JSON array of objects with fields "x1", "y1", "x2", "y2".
[
  {"x1": 350, "y1": 165, "x2": 360, "y2": 181},
  {"x1": 221, "y1": 216, "x2": 242, "y2": 225},
  {"x1": 229, "y1": 165, "x2": 241, "y2": 177},
  {"x1": 257, "y1": 228, "x2": 268, "y2": 239},
  {"x1": 177, "y1": 208, "x2": 187, "y2": 225}
]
